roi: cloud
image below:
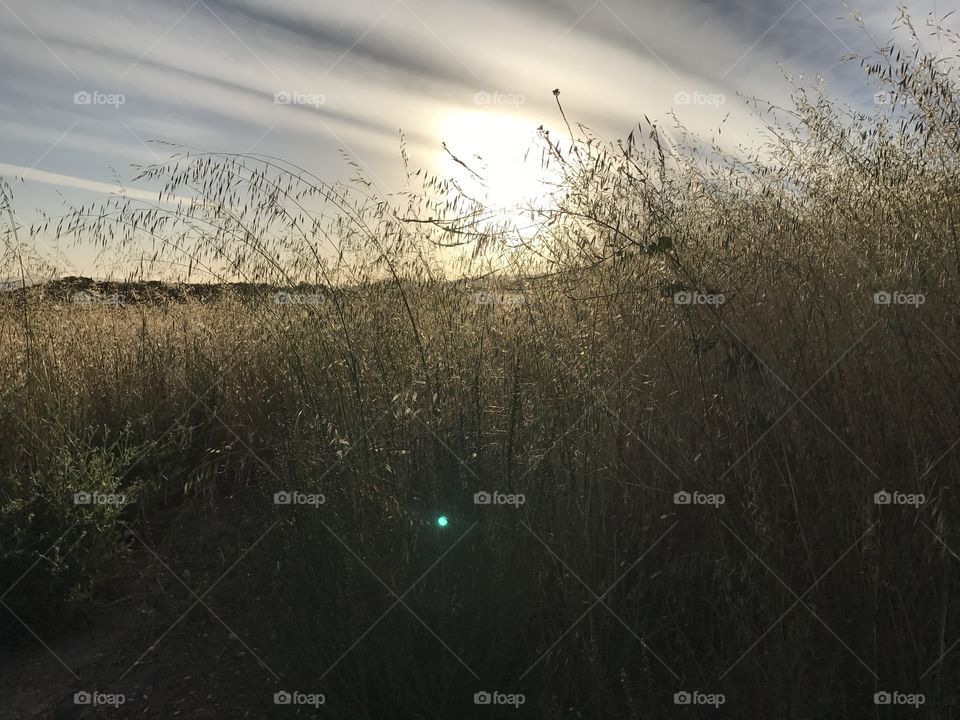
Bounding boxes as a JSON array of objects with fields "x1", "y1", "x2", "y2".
[
  {"x1": 0, "y1": 162, "x2": 193, "y2": 206},
  {"x1": 199, "y1": 0, "x2": 481, "y2": 86}
]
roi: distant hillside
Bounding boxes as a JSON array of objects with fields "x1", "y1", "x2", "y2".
[{"x1": 0, "y1": 276, "x2": 329, "y2": 304}]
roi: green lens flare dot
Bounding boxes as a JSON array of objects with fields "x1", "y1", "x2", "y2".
[{"x1": 436, "y1": 515, "x2": 449, "y2": 528}]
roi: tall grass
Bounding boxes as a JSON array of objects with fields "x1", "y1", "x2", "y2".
[{"x1": 3, "y1": 10, "x2": 960, "y2": 717}]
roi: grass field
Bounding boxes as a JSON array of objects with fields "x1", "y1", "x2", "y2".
[{"x1": 2, "y1": 13, "x2": 960, "y2": 718}]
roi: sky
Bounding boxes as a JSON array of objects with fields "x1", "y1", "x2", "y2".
[{"x1": 0, "y1": 0, "x2": 954, "y2": 276}]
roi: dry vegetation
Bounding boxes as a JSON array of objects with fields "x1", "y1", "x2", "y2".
[{"x1": 2, "y1": 12, "x2": 960, "y2": 718}]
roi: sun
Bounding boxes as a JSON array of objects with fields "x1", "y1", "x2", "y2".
[{"x1": 438, "y1": 109, "x2": 555, "y2": 238}]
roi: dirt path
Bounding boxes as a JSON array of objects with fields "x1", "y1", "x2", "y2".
[{"x1": 0, "y1": 502, "x2": 274, "y2": 719}]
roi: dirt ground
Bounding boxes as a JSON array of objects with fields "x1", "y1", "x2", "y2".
[{"x1": 0, "y1": 499, "x2": 278, "y2": 719}]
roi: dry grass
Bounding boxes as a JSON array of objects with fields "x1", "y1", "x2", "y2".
[{"x1": 2, "y1": 11, "x2": 960, "y2": 717}]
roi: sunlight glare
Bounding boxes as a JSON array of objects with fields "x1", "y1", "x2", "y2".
[{"x1": 439, "y1": 110, "x2": 554, "y2": 238}]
